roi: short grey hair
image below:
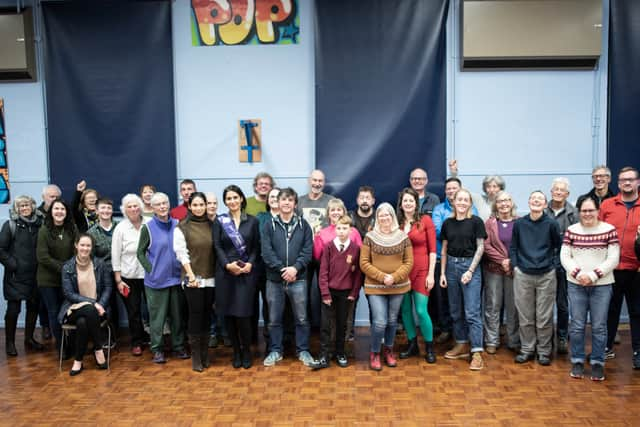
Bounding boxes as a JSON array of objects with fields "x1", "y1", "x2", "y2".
[
  {"x1": 150, "y1": 192, "x2": 169, "y2": 206},
  {"x1": 592, "y1": 165, "x2": 611, "y2": 176},
  {"x1": 482, "y1": 175, "x2": 506, "y2": 193},
  {"x1": 41, "y1": 184, "x2": 61, "y2": 198},
  {"x1": 120, "y1": 193, "x2": 144, "y2": 213},
  {"x1": 551, "y1": 177, "x2": 570, "y2": 192}
]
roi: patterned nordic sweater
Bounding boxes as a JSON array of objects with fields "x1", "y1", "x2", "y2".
[
  {"x1": 360, "y1": 231, "x2": 413, "y2": 296},
  {"x1": 560, "y1": 222, "x2": 620, "y2": 286}
]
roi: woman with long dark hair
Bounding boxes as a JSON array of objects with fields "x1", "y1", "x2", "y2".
[
  {"x1": 213, "y1": 185, "x2": 260, "y2": 369},
  {"x1": 37, "y1": 198, "x2": 77, "y2": 353}
]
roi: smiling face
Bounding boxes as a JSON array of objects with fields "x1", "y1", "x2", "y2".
[
  {"x1": 141, "y1": 186, "x2": 155, "y2": 204},
  {"x1": 75, "y1": 236, "x2": 93, "y2": 260},
  {"x1": 618, "y1": 170, "x2": 639, "y2": 197},
  {"x1": 495, "y1": 194, "x2": 513, "y2": 218},
  {"x1": 224, "y1": 190, "x2": 243, "y2": 214},
  {"x1": 309, "y1": 170, "x2": 325, "y2": 196},
  {"x1": 51, "y1": 201, "x2": 67, "y2": 226},
  {"x1": 43, "y1": 188, "x2": 61, "y2": 210},
  {"x1": 267, "y1": 189, "x2": 280, "y2": 211},
  {"x1": 592, "y1": 168, "x2": 611, "y2": 191},
  {"x1": 83, "y1": 191, "x2": 98, "y2": 212},
  {"x1": 551, "y1": 182, "x2": 569, "y2": 205},
  {"x1": 484, "y1": 181, "x2": 501, "y2": 200},
  {"x1": 189, "y1": 195, "x2": 207, "y2": 217},
  {"x1": 255, "y1": 177, "x2": 272, "y2": 198},
  {"x1": 528, "y1": 191, "x2": 547, "y2": 215},
  {"x1": 453, "y1": 190, "x2": 471, "y2": 217},
  {"x1": 401, "y1": 193, "x2": 417, "y2": 216},
  {"x1": 152, "y1": 198, "x2": 170, "y2": 219},
  {"x1": 278, "y1": 195, "x2": 296, "y2": 216},
  {"x1": 579, "y1": 199, "x2": 599, "y2": 228},
  {"x1": 409, "y1": 169, "x2": 427, "y2": 193},
  {"x1": 17, "y1": 201, "x2": 33, "y2": 218},
  {"x1": 124, "y1": 200, "x2": 141, "y2": 221},
  {"x1": 328, "y1": 205, "x2": 345, "y2": 225},
  {"x1": 377, "y1": 209, "x2": 393, "y2": 233},
  {"x1": 445, "y1": 180, "x2": 461, "y2": 203},
  {"x1": 206, "y1": 196, "x2": 218, "y2": 218},
  {"x1": 97, "y1": 202, "x2": 113, "y2": 222}
]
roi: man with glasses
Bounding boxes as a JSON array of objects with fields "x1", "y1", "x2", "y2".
[
  {"x1": 409, "y1": 168, "x2": 440, "y2": 216},
  {"x1": 599, "y1": 167, "x2": 640, "y2": 369},
  {"x1": 581, "y1": 166, "x2": 616, "y2": 204}
]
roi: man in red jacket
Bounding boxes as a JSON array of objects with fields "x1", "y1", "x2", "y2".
[{"x1": 599, "y1": 166, "x2": 640, "y2": 369}]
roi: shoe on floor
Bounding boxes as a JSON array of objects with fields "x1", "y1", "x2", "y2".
[
  {"x1": 514, "y1": 352, "x2": 535, "y2": 364},
  {"x1": 470, "y1": 352, "x2": 484, "y2": 371},
  {"x1": 174, "y1": 350, "x2": 190, "y2": 359},
  {"x1": 570, "y1": 362, "x2": 584, "y2": 379},
  {"x1": 369, "y1": 352, "x2": 382, "y2": 371},
  {"x1": 614, "y1": 333, "x2": 621, "y2": 345},
  {"x1": 590, "y1": 363, "x2": 605, "y2": 381},
  {"x1": 445, "y1": 342, "x2": 470, "y2": 360},
  {"x1": 298, "y1": 350, "x2": 315, "y2": 367},
  {"x1": 557, "y1": 337, "x2": 568, "y2": 355},
  {"x1": 311, "y1": 356, "x2": 329, "y2": 370},
  {"x1": 131, "y1": 346, "x2": 143, "y2": 356},
  {"x1": 633, "y1": 351, "x2": 640, "y2": 370},
  {"x1": 263, "y1": 351, "x2": 283, "y2": 366},
  {"x1": 485, "y1": 345, "x2": 497, "y2": 355},
  {"x1": 152, "y1": 351, "x2": 166, "y2": 364},
  {"x1": 605, "y1": 348, "x2": 616, "y2": 360},
  {"x1": 336, "y1": 354, "x2": 348, "y2": 368},
  {"x1": 208, "y1": 335, "x2": 218, "y2": 348},
  {"x1": 537, "y1": 354, "x2": 551, "y2": 366}
]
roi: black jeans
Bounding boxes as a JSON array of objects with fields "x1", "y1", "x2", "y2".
[
  {"x1": 320, "y1": 289, "x2": 350, "y2": 358},
  {"x1": 607, "y1": 270, "x2": 640, "y2": 352},
  {"x1": 252, "y1": 272, "x2": 269, "y2": 340},
  {"x1": 66, "y1": 304, "x2": 104, "y2": 361},
  {"x1": 185, "y1": 287, "x2": 214, "y2": 336},
  {"x1": 429, "y1": 261, "x2": 452, "y2": 333},
  {"x1": 121, "y1": 278, "x2": 146, "y2": 347},
  {"x1": 555, "y1": 267, "x2": 569, "y2": 339}
]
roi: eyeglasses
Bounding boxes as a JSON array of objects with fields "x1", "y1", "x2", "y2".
[
  {"x1": 410, "y1": 177, "x2": 426, "y2": 181},
  {"x1": 592, "y1": 174, "x2": 609, "y2": 179},
  {"x1": 579, "y1": 209, "x2": 597, "y2": 214},
  {"x1": 619, "y1": 178, "x2": 638, "y2": 183},
  {"x1": 496, "y1": 199, "x2": 511, "y2": 204}
]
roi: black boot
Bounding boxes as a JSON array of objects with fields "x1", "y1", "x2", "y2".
[
  {"x1": 425, "y1": 341, "x2": 436, "y2": 364},
  {"x1": 399, "y1": 338, "x2": 419, "y2": 359},
  {"x1": 24, "y1": 309, "x2": 44, "y2": 351},
  {"x1": 242, "y1": 346, "x2": 252, "y2": 369},
  {"x1": 189, "y1": 335, "x2": 203, "y2": 372},
  {"x1": 200, "y1": 334, "x2": 210, "y2": 369},
  {"x1": 5, "y1": 314, "x2": 18, "y2": 357}
]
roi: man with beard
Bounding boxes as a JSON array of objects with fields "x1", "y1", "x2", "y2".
[
  {"x1": 245, "y1": 172, "x2": 275, "y2": 217},
  {"x1": 581, "y1": 165, "x2": 616, "y2": 204},
  {"x1": 298, "y1": 170, "x2": 335, "y2": 328},
  {"x1": 599, "y1": 167, "x2": 640, "y2": 369},
  {"x1": 409, "y1": 168, "x2": 440, "y2": 217}
]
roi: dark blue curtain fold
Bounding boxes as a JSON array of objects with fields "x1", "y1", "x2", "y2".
[
  {"x1": 608, "y1": 0, "x2": 640, "y2": 175},
  {"x1": 315, "y1": 0, "x2": 449, "y2": 207},
  {"x1": 42, "y1": 1, "x2": 177, "y2": 207}
]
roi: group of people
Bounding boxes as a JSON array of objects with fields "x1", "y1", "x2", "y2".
[{"x1": 1, "y1": 164, "x2": 639, "y2": 382}]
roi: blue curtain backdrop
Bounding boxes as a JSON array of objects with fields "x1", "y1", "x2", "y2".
[
  {"x1": 42, "y1": 1, "x2": 177, "y2": 207},
  {"x1": 608, "y1": 0, "x2": 640, "y2": 175},
  {"x1": 314, "y1": 0, "x2": 449, "y2": 207}
]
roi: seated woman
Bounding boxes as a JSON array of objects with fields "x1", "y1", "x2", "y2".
[{"x1": 59, "y1": 233, "x2": 112, "y2": 376}]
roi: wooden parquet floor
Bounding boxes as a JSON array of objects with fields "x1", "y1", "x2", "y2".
[{"x1": 1, "y1": 326, "x2": 639, "y2": 426}]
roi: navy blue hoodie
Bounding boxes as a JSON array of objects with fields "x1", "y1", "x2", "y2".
[{"x1": 261, "y1": 214, "x2": 313, "y2": 283}]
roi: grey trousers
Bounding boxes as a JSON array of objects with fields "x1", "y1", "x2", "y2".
[
  {"x1": 484, "y1": 270, "x2": 520, "y2": 348},
  {"x1": 513, "y1": 268, "x2": 557, "y2": 356}
]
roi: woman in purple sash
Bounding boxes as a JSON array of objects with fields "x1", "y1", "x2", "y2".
[{"x1": 213, "y1": 185, "x2": 260, "y2": 369}]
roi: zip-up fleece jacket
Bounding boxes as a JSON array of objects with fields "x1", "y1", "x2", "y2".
[
  {"x1": 599, "y1": 194, "x2": 640, "y2": 271},
  {"x1": 261, "y1": 214, "x2": 313, "y2": 283}
]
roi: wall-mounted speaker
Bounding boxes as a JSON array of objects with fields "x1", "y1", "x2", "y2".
[{"x1": 0, "y1": 7, "x2": 36, "y2": 82}]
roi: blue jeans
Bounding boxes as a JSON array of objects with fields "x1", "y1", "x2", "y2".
[
  {"x1": 368, "y1": 293, "x2": 404, "y2": 353},
  {"x1": 568, "y1": 282, "x2": 612, "y2": 366},
  {"x1": 39, "y1": 287, "x2": 63, "y2": 343},
  {"x1": 267, "y1": 280, "x2": 309, "y2": 354},
  {"x1": 445, "y1": 256, "x2": 483, "y2": 352}
]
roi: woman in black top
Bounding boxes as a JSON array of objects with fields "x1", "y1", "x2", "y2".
[
  {"x1": 0, "y1": 196, "x2": 45, "y2": 356},
  {"x1": 213, "y1": 185, "x2": 260, "y2": 369},
  {"x1": 440, "y1": 188, "x2": 487, "y2": 371}
]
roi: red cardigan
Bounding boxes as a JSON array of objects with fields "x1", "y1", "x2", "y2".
[{"x1": 483, "y1": 216, "x2": 516, "y2": 276}]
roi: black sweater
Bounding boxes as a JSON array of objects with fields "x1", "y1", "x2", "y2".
[{"x1": 509, "y1": 213, "x2": 561, "y2": 275}]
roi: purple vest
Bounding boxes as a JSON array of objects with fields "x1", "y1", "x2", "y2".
[{"x1": 144, "y1": 217, "x2": 181, "y2": 289}]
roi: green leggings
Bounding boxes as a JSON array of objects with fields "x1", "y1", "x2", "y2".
[{"x1": 401, "y1": 291, "x2": 433, "y2": 341}]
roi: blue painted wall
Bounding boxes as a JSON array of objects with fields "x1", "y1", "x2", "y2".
[{"x1": 0, "y1": 0, "x2": 618, "y2": 326}]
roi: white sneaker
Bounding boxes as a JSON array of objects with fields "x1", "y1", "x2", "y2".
[
  {"x1": 298, "y1": 350, "x2": 315, "y2": 366},
  {"x1": 263, "y1": 351, "x2": 283, "y2": 366}
]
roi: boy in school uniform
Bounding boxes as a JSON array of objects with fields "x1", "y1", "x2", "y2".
[{"x1": 312, "y1": 215, "x2": 362, "y2": 369}]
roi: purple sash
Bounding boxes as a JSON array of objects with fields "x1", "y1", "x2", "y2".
[{"x1": 217, "y1": 213, "x2": 248, "y2": 261}]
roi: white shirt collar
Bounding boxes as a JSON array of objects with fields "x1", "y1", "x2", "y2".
[{"x1": 333, "y1": 237, "x2": 351, "y2": 251}]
